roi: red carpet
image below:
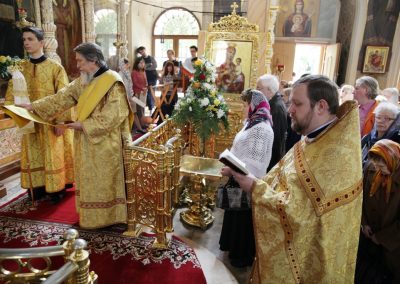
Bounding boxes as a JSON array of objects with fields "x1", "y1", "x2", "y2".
[
  {"x1": 0, "y1": 188, "x2": 79, "y2": 224},
  {"x1": 0, "y1": 192, "x2": 206, "y2": 284}
]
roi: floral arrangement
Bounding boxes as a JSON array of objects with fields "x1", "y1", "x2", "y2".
[
  {"x1": 0, "y1": 56, "x2": 21, "y2": 80},
  {"x1": 173, "y1": 57, "x2": 229, "y2": 141}
]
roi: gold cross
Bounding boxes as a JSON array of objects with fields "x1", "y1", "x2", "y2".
[{"x1": 230, "y1": 2, "x2": 239, "y2": 15}]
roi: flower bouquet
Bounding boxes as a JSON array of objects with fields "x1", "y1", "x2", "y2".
[
  {"x1": 173, "y1": 58, "x2": 229, "y2": 142},
  {"x1": 0, "y1": 55, "x2": 21, "y2": 80}
]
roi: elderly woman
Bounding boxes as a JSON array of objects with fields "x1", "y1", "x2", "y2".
[
  {"x1": 340, "y1": 84, "x2": 354, "y2": 104},
  {"x1": 219, "y1": 89, "x2": 274, "y2": 267},
  {"x1": 354, "y1": 76, "x2": 380, "y2": 136},
  {"x1": 356, "y1": 139, "x2": 400, "y2": 283},
  {"x1": 361, "y1": 102, "x2": 400, "y2": 165}
]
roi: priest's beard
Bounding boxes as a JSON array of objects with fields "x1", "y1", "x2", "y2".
[
  {"x1": 290, "y1": 110, "x2": 314, "y2": 135},
  {"x1": 80, "y1": 72, "x2": 94, "y2": 87}
]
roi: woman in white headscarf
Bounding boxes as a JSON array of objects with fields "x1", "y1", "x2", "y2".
[{"x1": 219, "y1": 89, "x2": 274, "y2": 268}]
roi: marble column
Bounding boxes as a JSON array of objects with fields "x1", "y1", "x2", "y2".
[
  {"x1": 386, "y1": 16, "x2": 400, "y2": 88},
  {"x1": 246, "y1": 0, "x2": 272, "y2": 76},
  {"x1": 40, "y1": 0, "x2": 61, "y2": 63},
  {"x1": 345, "y1": 0, "x2": 368, "y2": 85},
  {"x1": 83, "y1": 0, "x2": 96, "y2": 43},
  {"x1": 266, "y1": 6, "x2": 279, "y2": 75},
  {"x1": 119, "y1": 0, "x2": 131, "y2": 58}
]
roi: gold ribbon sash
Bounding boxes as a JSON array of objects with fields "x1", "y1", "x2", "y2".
[{"x1": 77, "y1": 70, "x2": 121, "y2": 122}]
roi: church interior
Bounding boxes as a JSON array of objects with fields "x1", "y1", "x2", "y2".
[{"x1": 0, "y1": 0, "x2": 400, "y2": 283}]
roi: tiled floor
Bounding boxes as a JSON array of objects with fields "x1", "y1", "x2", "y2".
[{"x1": 0, "y1": 174, "x2": 251, "y2": 284}]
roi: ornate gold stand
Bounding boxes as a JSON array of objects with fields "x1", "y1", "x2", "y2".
[{"x1": 179, "y1": 155, "x2": 223, "y2": 230}]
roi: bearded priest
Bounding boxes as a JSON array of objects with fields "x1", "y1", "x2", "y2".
[
  {"x1": 232, "y1": 75, "x2": 363, "y2": 283},
  {"x1": 18, "y1": 42, "x2": 133, "y2": 229}
]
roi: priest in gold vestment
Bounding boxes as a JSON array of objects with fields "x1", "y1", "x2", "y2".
[
  {"x1": 19, "y1": 43, "x2": 132, "y2": 229},
  {"x1": 232, "y1": 75, "x2": 363, "y2": 283},
  {"x1": 5, "y1": 27, "x2": 74, "y2": 196}
]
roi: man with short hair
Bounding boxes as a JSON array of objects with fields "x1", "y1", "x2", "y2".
[
  {"x1": 256, "y1": 74, "x2": 288, "y2": 171},
  {"x1": 182, "y1": 45, "x2": 198, "y2": 74},
  {"x1": 232, "y1": 75, "x2": 363, "y2": 283},
  {"x1": 136, "y1": 46, "x2": 158, "y2": 111},
  {"x1": 18, "y1": 42, "x2": 132, "y2": 229},
  {"x1": 353, "y1": 76, "x2": 380, "y2": 136},
  {"x1": 5, "y1": 26, "x2": 74, "y2": 203}
]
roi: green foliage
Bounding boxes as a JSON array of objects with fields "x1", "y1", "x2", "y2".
[
  {"x1": 173, "y1": 58, "x2": 229, "y2": 141},
  {"x1": 95, "y1": 11, "x2": 117, "y2": 34}
]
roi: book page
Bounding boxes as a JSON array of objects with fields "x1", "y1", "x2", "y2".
[
  {"x1": 219, "y1": 149, "x2": 249, "y2": 175},
  {"x1": 2, "y1": 105, "x2": 51, "y2": 125}
]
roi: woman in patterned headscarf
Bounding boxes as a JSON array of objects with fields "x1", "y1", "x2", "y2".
[
  {"x1": 218, "y1": 89, "x2": 274, "y2": 268},
  {"x1": 356, "y1": 139, "x2": 400, "y2": 283}
]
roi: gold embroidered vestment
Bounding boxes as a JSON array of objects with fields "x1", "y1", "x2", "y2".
[
  {"x1": 5, "y1": 58, "x2": 74, "y2": 193},
  {"x1": 251, "y1": 101, "x2": 363, "y2": 283},
  {"x1": 32, "y1": 71, "x2": 131, "y2": 228}
]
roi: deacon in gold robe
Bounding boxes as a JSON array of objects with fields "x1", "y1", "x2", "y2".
[
  {"x1": 19, "y1": 43, "x2": 132, "y2": 229},
  {"x1": 5, "y1": 27, "x2": 74, "y2": 197},
  {"x1": 232, "y1": 75, "x2": 363, "y2": 283}
]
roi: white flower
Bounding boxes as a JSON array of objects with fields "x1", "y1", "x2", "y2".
[
  {"x1": 217, "y1": 109, "x2": 225, "y2": 118},
  {"x1": 200, "y1": 97, "x2": 210, "y2": 107},
  {"x1": 203, "y1": 83, "x2": 212, "y2": 90},
  {"x1": 186, "y1": 98, "x2": 192, "y2": 103},
  {"x1": 189, "y1": 106, "x2": 192, "y2": 111}
]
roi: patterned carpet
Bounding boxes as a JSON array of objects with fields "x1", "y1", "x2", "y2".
[{"x1": 0, "y1": 192, "x2": 207, "y2": 284}]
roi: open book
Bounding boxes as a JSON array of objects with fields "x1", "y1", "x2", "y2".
[
  {"x1": 1, "y1": 105, "x2": 69, "y2": 128},
  {"x1": 219, "y1": 149, "x2": 249, "y2": 175}
]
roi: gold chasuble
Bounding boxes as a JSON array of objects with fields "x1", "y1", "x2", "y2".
[
  {"x1": 251, "y1": 101, "x2": 363, "y2": 283},
  {"x1": 5, "y1": 58, "x2": 74, "y2": 193},
  {"x1": 32, "y1": 70, "x2": 132, "y2": 229}
]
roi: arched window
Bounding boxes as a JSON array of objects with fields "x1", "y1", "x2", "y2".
[
  {"x1": 153, "y1": 8, "x2": 200, "y2": 68},
  {"x1": 94, "y1": 9, "x2": 117, "y2": 59}
]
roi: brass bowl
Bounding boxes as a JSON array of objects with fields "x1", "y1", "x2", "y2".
[{"x1": 180, "y1": 155, "x2": 223, "y2": 180}]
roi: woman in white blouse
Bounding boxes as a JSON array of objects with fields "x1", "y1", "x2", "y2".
[{"x1": 219, "y1": 89, "x2": 274, "y2": 268}]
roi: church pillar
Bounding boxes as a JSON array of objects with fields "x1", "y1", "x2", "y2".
[
  {"x1": 40, "y1": 0, "x2": 61, "y2": 63},
  {"x1": 34, "y1": 0, "x2": 42, "y2": 27},
  {"x1": 386, "y1": 16, "x2": 400, "y2": 88},
  {"x1": 247, "y1": 0, "x2": 272, "y2": 76},
  {"x1": 83, "y1": 0, "x2": 96, "y2": 43},
  {"x1": 345, "y1": 0, "x2": 368, "y2": 85},
  {"x1": 266, "y1": 6, "x2": 279, "y2": 75},
  {"x1": 119, "y1": 0, "x2": 131, "y2": 58}
]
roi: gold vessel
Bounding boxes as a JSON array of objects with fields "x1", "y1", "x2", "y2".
[{"x1": 179, "y1": 155, "x2": 223, "y2": 229}]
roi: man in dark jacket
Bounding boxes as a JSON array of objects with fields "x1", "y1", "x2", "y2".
[{"x1": 257, "y1": 74, "x2": 288, "y2": 172}]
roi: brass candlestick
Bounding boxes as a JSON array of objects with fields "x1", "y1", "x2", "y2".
[{"x1": 113, "y1": 34, "x2": 125, "y2": 58}]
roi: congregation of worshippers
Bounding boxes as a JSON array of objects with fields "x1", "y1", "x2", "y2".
[{"x1": 1, "y1": 1, "x2": 400, "y2": 283}]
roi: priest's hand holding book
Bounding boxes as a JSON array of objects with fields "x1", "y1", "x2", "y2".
[
  {"x1": 219, "y1": 149, "x2": 257, "y2": 193},
  {"x1": 16, "y1": 103, "x2": 83, "y2": 131}
]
